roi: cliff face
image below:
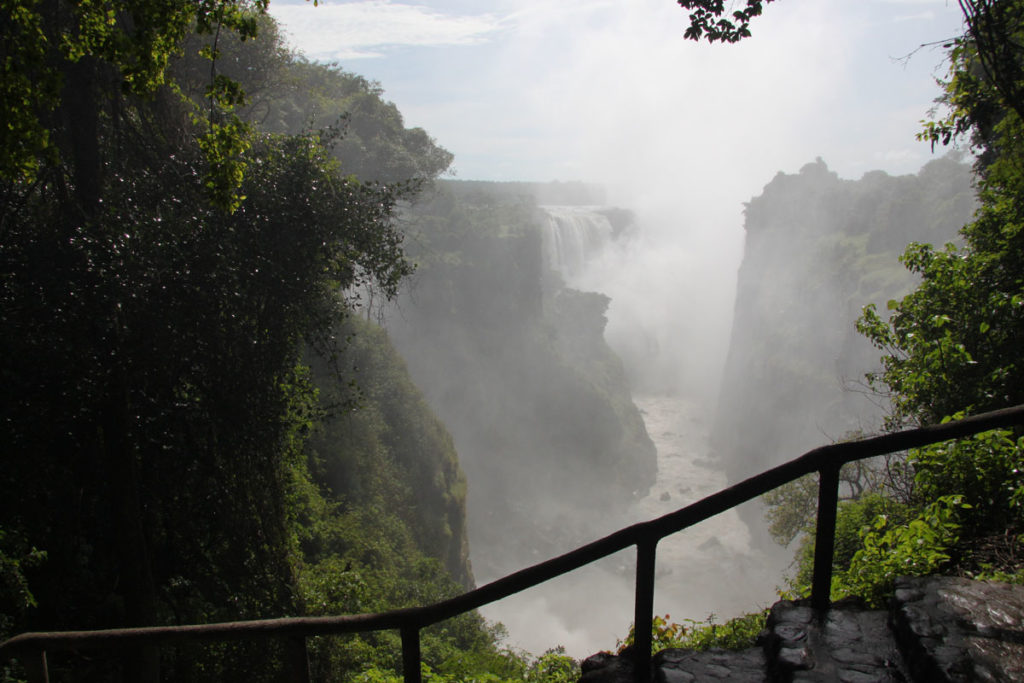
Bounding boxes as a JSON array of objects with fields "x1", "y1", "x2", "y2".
[
  {"x1": 713, "y1": 156, "x2": 977, "y2": 482},
  {"x1": 304, "y1": 315, "x2": 473, "y2": 587},
  {"x1": 386, "y1": 182, "x2": 656, "y2": 577}
]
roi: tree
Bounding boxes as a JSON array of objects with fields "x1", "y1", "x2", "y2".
[
  {"x1": 852, "y1": 4, "x2": 1024, "y2": 578},
  {"x1": 676, "y1": 1, "x2": 776, "y2": 43},
  {"x1": 1, "y1": 1, "x2": 269, "y2": 208},
  {"x1": 857, "y1": 2, "x2": 1024, "y2": 428},
  {"x1": 683, "y1": 0, "x2": 1024, "y2": 588},
  {"x1": 0, "y1": 6, "x2": 427, "y2": 681}
]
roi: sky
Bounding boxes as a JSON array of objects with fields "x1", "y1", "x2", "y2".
[
  {"x1": 266, "y1": 0, "x2": 970, "y2": 408},
  {"x1": 267, "y1": 0, "x2": 966, "y2": 187}
]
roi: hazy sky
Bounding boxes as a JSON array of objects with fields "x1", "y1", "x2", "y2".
[
  {"x1": 268, "y1": 0, "x2": 966, "y2": 186},
  {"x1": 268, "y1": 0, "x2": 968, "y2": 404}
]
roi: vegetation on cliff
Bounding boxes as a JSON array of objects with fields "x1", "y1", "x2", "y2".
[
  {"x1": 837, "y1": 1, "x2": 1024, "y2": 599},
  {"x1": 0, "y1": 7, "x2": 513, "y2": 681},
  {"x1": 385, "y1": 184, "x2": 657, "y2": 577},
  {"x1": 714, "y1": 155, "x2": 975, "y2": 483}
]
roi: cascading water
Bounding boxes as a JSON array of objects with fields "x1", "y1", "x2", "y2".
[
  {"x1": 541, "y1": 206, "x2": 616, "y2": 281},
  {"x1": 478, "y1": 202, "x2": 788, "y2": 658}
]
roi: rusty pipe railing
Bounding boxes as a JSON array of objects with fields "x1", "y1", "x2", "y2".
[{"x1": 3, "y1": 404, "x2": 1023, "y2": 683}]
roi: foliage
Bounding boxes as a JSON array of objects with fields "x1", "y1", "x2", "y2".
[
  {"x1": 845, "y1": 0, "x2": 1024, "y2": 598},
  {"x1": 354, "y1": 647, "x2": 579, "y2": 683},
  {"x1": 917, "y1": 1, "x2": 1024, "y2": 157},
  {"x1": 788, "y1": 493, "x2": 914, "y2": 591},
  {"x1": 172, "y1": 15, "x2": 452, "y2": 187},
  {"x1": 522, "y1": 648, "x2": 580, "y2": 683},
  {"x1": 830, "y1": 496, "x2": 969, "y2": 607},
  {"x1": 676, "y1": 1, "x2": 777, "y2": 43},
  {"x1": 911, "y1": 426, "x2": 1024, "y2": 537},
  {"x1": 616, "y1": 611, "x2": 768, "y2": 654},
  {"x1": 0, "y1": 531, "x2": 45, "y2": 642},
  {"x1": 856, "y1": 0, "x2": 1024, "y2": 429},
  {"x1": 856, "y1": 235, "x2": 1024, "y2": 429},
  {"x1": 764, "y1": 458, "x2": 906, "y2": 549},
  {"x1": 0, "y1": 6, "x2": 485, "y2": 682},
  {"x1": 842, "y1": 0, "x2": 1024, "y2": 601},
  {"x1": 277, "y1": 316, "x2": 510, "y2": 682},
  {"x1": 0, "y1": 0, "x2": 268, "y2": 206}
]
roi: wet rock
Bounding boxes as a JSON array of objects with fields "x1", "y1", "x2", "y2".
[
  {"x1": 654, "y1": 647, "x2": 764, "y2": 681},
  {"x1": 764, "y1": 598, "x2": 906, "y2": 682},
  {"x1": 579, "y1": 651, "x2": 635, "y2": 682},
  {"x1": 576, "y1": 647, "x2": 765, "y2": 682},
  {"x1": 891, "y1": 575, "x2": 1024, "y2": 682},
  {"x1": 575, "y1": 577, "x2": 1024, "y2": 682}
]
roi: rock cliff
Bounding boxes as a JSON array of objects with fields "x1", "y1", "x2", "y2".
[{"x1": 713, "y1": 156, "x2": 977, "y2": 483}]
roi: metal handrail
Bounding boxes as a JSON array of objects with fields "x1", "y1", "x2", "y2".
[{"x1": 3, "y1": 404, "x2": 1023, "y2": 683}]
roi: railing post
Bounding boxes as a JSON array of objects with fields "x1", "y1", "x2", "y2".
[
  {"x1": 401, "y1": 624, "x2": 422, "y2": 683},
  {"x1": 633, "y1": 538, "x2": 657, "y2": 683},
  {"x1": 811, "y1": 463, "x2": 841, "y2": 613},
  {"x1": 21, "y1": 649, "x2": 48, "y2": 683},
  {"x1": 287, "y1": 636, "x2": 311, "y2": 683}
]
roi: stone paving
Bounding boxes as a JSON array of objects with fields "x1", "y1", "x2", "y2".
[{"x1": 576, "y1": 576, "x2": 1024, "y2": 682}]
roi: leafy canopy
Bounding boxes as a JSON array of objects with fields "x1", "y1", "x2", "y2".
[
  {"x1": 676, "y1": 1, "x2": 776, "y2": 43},
  {"x1": 1, "y1": 0, "x2": 272, "y2": 209}
]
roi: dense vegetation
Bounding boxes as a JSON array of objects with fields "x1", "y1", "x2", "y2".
[
  {"x1": 830, "y1": 1, "x2": 1024, "y2": 601},
  {"x1": 0, "y1": 5, "x2": 531, "y2": 682}
]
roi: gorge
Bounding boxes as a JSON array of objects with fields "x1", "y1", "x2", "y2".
[
  {"x1": 371, "y1": 154, "x2": 977, "y2": 658},
  {"x1": 3, "y1": 4, "x2": 1006, "y2": 681}
]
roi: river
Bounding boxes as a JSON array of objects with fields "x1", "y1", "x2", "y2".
[{"x1": 477, "y1": 393, "x2": 790, "y2": 659}]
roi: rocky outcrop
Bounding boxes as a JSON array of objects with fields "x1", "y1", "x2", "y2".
[
  {"x1": 577, "y1": 576, "x2": 1024, "y2": 682},
  {"x1": 713, "y1": 157, "x2": 977, "y2": 484},
  {"x1": 386, "y1": 182, "x2": 656, "y2": 577},
  {"x1": 891, "y1": 575, "x2": 1024, "y2": 682}
]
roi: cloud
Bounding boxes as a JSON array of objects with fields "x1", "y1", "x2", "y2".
[{"x1": 269, "y1": 1, "x2": 501, "y2": 60}]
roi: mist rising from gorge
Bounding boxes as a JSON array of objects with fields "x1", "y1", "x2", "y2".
[
  {"x1": 323, "y1": 0, "x2": 975, "y2": 661},
  {"x1": 560, "y1": 198, "x2": 742, "y2": 403},
  {"x1": 381, "y1": 150, "x2": 977, "y2": 659},
  {"x1": 383, "y1": 181, "x2": 768, "y2": 658}
]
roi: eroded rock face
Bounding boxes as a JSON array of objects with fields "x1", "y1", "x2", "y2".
[
  {"x1": 892, "y1": 576, "x2": 1024, "y2": 682},
  {"x1": 713, "y1": 157, "x2": 976, "y2": 486},
  {"x1": 654, "y1": 647, "x2": 765, "y2": 682}
]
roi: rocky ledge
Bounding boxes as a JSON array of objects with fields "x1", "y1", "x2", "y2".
[{"x1": 578, "y1": 575, "x2": 1024, "y2": 682}]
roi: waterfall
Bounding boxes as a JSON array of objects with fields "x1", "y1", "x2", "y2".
[{"x1": 541, "y1": 206, "x2": 615, "y2": 280}]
